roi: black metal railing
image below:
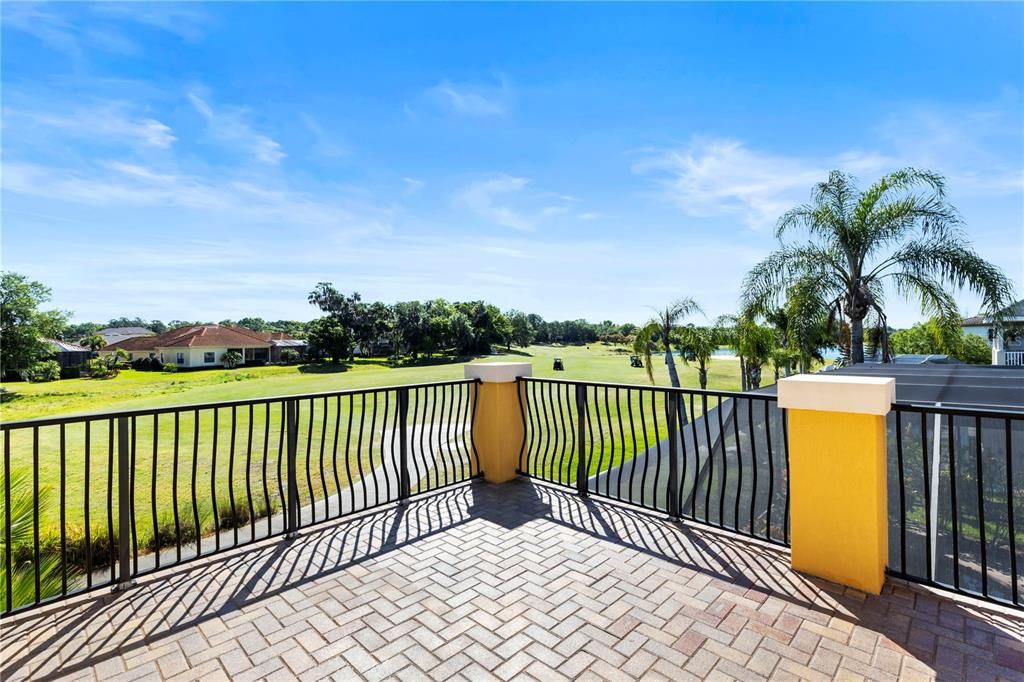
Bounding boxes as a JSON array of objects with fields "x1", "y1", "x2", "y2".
[
  {"x1": 0, "y1": 379, "x2": 479, "y2": 615},
  {"x1": 516, "y1": 378, "x2": 790, "y2": 546},
  {"x1": 888, "y1": 402, "x2": 1022, "y2": 609}
]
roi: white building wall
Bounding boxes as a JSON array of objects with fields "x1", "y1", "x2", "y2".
[
  {"x1": 151, "y1": 346, "x2": 269, "y2": 368},
  {"x1": 191, "y1": 347, "x2": 229, "y2": 367}
]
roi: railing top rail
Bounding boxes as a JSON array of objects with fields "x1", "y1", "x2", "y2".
[
  {"x1": 891, "y1": 401, "x2": 1024, "y2": 419},
  {"x1": 517, "y1": 375, "x2": 777, "y2": 401},
  {"x1": 0, "y1": 377, "x2": 481, "y2": 431}
]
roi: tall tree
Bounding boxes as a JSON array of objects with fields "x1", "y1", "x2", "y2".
[
  {"x1": 306, "y1": 317, "x2": 352, "y2": 364},
  {"x1": 743, "y1": 169, "x2": 1013, "y2": 364},
  {"x1": 676, "y1": 325, "x2": 717, "y2": 390},
  {"x1": 1, "y1": 272, "x2": 67, "y2": 379},
  {"x1": 633, "y1": 298, "x2": 703, "y2": 387},
  {"x1": 508, "y1": 310, "x2": 535, "y2": 348},
  {"x1": 735, "y1": 316, "x2": 774, "y2": 390}
]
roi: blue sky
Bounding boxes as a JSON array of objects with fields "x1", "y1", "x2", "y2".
[{"x1": 3, "y1": 2, "x2": 1022, "y2": 327}]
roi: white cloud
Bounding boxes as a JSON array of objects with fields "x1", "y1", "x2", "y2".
[
  {"x1": 635, "y1": 103, "x2": 1024, "y2": 230},
  {"x1": 1, "y1": 159, "x2": 392, "y2": 233},
  {"x1": 187, "y1": 88, "x2": 285, "y2": 164},
  {"x1": 426, "y1": 76, "x2": 512, "y2": 117},
  {"x1": 5, "y1": 102, "x2": 176, "y2": 149},
  {"x1": 300, "y1": 113, "x2": 348, "y2": 159},
  {"x1": 2, "y1": 2, "x2": 209, "y2": 58},
  {"x1": 455, "y1": 175, "x2": 586, "y2": 231},
  {"x1": 402, "y1": 177, "x2": 426, "y2": 195},
  {"x1": 633, "y1": 137, "x2": 893, "y2": 230},
  {"x1": 90, "y1": 3, "x2": 210, "y2": 42},
  {"x1": 456, "y1": 175, "x2": 533, "y2": 230}
]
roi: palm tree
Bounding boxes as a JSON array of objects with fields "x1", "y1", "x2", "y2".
[
  {"x1": 1, "y1": 470, "x2": 67, "y2": 611},
  {"x1": 633, "y1": 298, "x2": 702, "y2": 387},
  {"x1": 743, "y1": 169, "x2": 1014, "y2": 364},
  {"x1": 221, "y1": 350, "x2": 243, "y2": 369},
  {"x1": 676, "y1": 325, "x2": 718, "y2": 390},
  {"x1": 79, "y1": 333, "x2": 107, "y2": 353},
  {"x1": 781, "y1": 280, "x2": 835, "y2": 373},
  {"x1": 735, "y1": 316, "x2": 774, "y2": 390}
]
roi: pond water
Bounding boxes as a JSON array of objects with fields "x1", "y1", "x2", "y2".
[{"x1": 705, "y1": 347, "x2": 842, "y2": 360}]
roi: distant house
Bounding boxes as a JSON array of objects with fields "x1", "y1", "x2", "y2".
[
  {"x1": 100, "y1": 324, "x2": 306, "y2": 368},
  {"x1": 96, "y1": 326, "x2": 155, "y2": 346},
  {"x1": 44, "y1": 339, "x2": 92, "y2": 368},
  {"x1": 962, "y1": 299, "x2": 1024, "y2": 366}
]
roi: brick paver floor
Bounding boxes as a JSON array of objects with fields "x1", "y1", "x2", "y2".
[{"x1": 2, "y1": 480, "x2": 1022, "y2": 681}]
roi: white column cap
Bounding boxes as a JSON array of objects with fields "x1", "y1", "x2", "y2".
[
  {"x1": 464, "y1": 362, "x2": 532, "y2": 383},
  {"x1": 777, "y1": 374, "x2": 895, "y2": 416}
]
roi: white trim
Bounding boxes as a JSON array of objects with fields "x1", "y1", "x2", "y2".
[
  {"x1": 463, "y1": 362, "x2": 532, "y2": 383},
  {"x1": 777, "y1": 374, "x2": 895, "y2": 416}
]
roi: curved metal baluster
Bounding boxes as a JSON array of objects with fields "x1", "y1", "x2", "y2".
[
  {"x1": 732, "y1": 398, "x2": 743, "y2": 533},
  {"x1": 318, "y1": 397, "x2": 329, "y2": 520},
  {"x1": 330, "y1": 395, "x2": 342, "y2": 516},
  {"x1": 764, "y1": 400, "x2": 775, "y2": 542},
  {"x1": 263, "y1": 402, "x2": 272, "y2": 537},
  {"x1": 304, "y1": 399, "x2": 314, "y2": 524},
  {"x1": 192, "y1": 411, "x2": 201, "y2": 557},
  {"x1": 228, "y1": 406, "x2": 237, "y2": 547},
  {"x1": 356, "y1": 391, "x2": 368, "y2": 507},
  {"x1": 246, "y1": 404, "x2": 256, "y2": 544},
  {"x1": 717, "y1": 395, "x2": 727, "y2": 528},
  {"x1": 345, "y1": 394, "x2": 355, "y2": 512},
  {"x1": 173, "y1": 413, "x2": 181, "y2": 562},
  {"x1": 748, "y1": 398, "x2": 758, "y2": 536}
]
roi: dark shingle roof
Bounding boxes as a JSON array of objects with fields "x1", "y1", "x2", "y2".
[{"x1": 961, "y1": 299, "x2": 1024, "y2": 326}]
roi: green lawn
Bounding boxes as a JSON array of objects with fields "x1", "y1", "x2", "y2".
[
  {"x1": 1, "y1": 343, "x2": 744, "y2": 422},
  {"x1": 0, "y1": 344, "x2": 746, "y2": 597}
]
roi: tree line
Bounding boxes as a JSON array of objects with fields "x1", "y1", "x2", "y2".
[
  {"x1": 0, "y1": 272, "x2": 641, "y2": 378},
  {"x1": 303, "y1": 283, "x2": 636, "y2": 363}
]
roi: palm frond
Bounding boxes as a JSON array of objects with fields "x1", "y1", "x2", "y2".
[
  {"x1": 872, "y1": 237, "x2": 1015, "y2": 317},
  {"x1": 632, "y1": 321, "x2": 659, "y2": 384},
  {"x1": 741, "y1": 245, "x2": 846, "y2": 316}
]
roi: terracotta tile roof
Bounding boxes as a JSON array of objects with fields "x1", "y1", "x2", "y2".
[
  {"x1": 154, "y1": 325, "x2": 273, "y2": 348},
  {"x1": 104, "y1": 325, "x2": 281, "y2": 351}
]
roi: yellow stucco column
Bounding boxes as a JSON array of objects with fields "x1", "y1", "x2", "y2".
[
  {"x1": 778, "y1": 374, "x2": 896, "y2": 594},
  {"x1": 464, "y1": 363, "x2": 532, "y2": 483}
]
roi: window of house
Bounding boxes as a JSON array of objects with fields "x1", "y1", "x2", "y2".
[
  {"x1": 204, "y1": 352, "x2": 215, "y2": 363},
  {"x1": 176, "y1": 352, "x2": 185, "y2": 364},
  {"x1": 128, "y1": 353, "x2": 134, "y2": 361},
  {"x1": 159, "y1": 353, "x2": 164, "y2": 363}
]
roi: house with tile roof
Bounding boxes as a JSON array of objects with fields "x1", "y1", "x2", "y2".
[
  {"x1": 961, "y1": 299, "x2": 1024, "y2": 366},
  {"x1": 100, "y1": 324, "x2": 306, "y2": 368}
]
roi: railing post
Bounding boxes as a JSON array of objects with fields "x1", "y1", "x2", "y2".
[
  {"x1": 113, "y1": 416, "x2": 134, "y2": 592},
  {"x1": 285, "y1": 399, "x2": 299, "y2": 538},
  {"x1": 398, "y1": 388, "x2": 411, "y2": 503},
  {"x1": 778, "y1": 374, "x2": 895, "y2": 594},
  {"x1": 575, "y1": 384, "x2": 588, "y2": 498},
  {"x1": 666, "y1": 393, "x2": 680, "y2": 520},
  {"x1": 464, "y1": 363, "x2": 532, "y2": 483}
]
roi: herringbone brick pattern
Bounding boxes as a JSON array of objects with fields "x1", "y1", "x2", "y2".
[{"x1": 2, "y1": 480, "x2": 1021, "y2": 681}]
